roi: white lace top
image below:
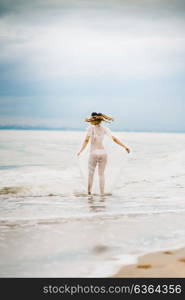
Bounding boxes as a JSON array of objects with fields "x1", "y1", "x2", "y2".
[{"x1": 86, "y1": 124, "x2": 112, "y2": 153}]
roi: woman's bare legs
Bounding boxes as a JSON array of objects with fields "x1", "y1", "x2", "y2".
[
  {"x1": 88, "y1": 154, "x2": 98, "y2": 194},
  {"x1": 88, "y1": 152, "x2": 107, "y2": 195},
  {"x1": 98, "y1": 154, "x2": 107, "y2": 195}
]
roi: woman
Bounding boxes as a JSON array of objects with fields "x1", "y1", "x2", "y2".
[{"x1": 77, "y1": 112, "x2": 130, "y2": 195}]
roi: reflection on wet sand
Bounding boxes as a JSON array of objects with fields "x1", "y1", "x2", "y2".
[{"x1": 87, "y1": 195, "x2": 107, "y2": 213}]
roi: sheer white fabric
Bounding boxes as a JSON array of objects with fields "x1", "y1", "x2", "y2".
[
  {"x1": 86, "y1": 125, "x2": 112, "y2": 194},
  {"x1": 77, "y1": 124, "x2": 126, "y2": 195}
]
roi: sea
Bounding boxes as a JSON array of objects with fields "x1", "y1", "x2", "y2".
[{"x1": 0, "y1": 129, "x2": 185, "y2": 277}]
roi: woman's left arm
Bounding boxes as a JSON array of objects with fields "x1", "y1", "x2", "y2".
[{"x1": 77, "y1": 136, "x2": 90, "y2": 156}]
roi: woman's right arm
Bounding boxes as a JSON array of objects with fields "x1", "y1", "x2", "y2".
[
  {"x1": 112, "y1": 136, "x2": 130, "y2": 153},
  {"x1": 104, "y1": 127, "x2": 130, "y2": 153}
]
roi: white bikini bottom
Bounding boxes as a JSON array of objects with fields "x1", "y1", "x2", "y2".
[{"x1": 91, "y1": 149, "x2": 107, "y2": 155}]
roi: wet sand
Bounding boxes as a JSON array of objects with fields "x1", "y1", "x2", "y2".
[{"x1": 112, "y1": 248, "x2": 185, "y2": 277}]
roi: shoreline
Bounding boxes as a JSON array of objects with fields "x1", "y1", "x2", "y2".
[{"x1": 111, "y1": 247, "x2": 185, "y2": 278}]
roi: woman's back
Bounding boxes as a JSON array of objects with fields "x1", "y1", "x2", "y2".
[{"x1": 87, "y1": 124, "x2": 112, "y2": 152}]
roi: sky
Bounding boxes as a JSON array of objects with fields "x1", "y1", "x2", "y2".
[{"x1": 0, "y1": 0, "x2": 185, "y2": 131}]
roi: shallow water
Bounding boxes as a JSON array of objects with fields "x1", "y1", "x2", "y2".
[{"x1": 0, "y1": 130, "x2": 185, "y2": 277}]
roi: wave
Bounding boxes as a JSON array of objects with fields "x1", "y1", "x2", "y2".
[
  {"x1": 0, "y1": 186, "x2": 31, "y2": 195},
  {"x1": 1, "y1": 209, "x2": 185, "y2": 228},
  {"x1": 0, "y1": 185, "x2": 92, "y2": 197}
]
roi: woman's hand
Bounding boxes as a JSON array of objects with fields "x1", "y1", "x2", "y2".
[
  {"x1": 125, "y1": 146, "x2": 130, "y2": 153},
  {"x1": 77, "y1": 151, "x2": 81, "y2": 157}
]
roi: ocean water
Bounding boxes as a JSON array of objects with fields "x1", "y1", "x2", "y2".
[{"x1": 0, "y1": 130, "x2": 185, "y2": 277}]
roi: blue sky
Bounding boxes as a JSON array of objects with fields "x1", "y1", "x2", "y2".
[{"x1": 0, "y1": 0, "x2": 185, "y2": 131}]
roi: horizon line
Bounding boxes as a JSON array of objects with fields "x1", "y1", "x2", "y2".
[{"x1": 0, "y1": 125, "x2": 184, "y2": 134}]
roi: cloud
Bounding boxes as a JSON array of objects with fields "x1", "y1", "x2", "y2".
[
  {"x1": 0, "y1": 0, "x2": 185, "y2": 131},
  {"x1": 1, "y1": 10, "x2": 185, "y2": 81}
]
